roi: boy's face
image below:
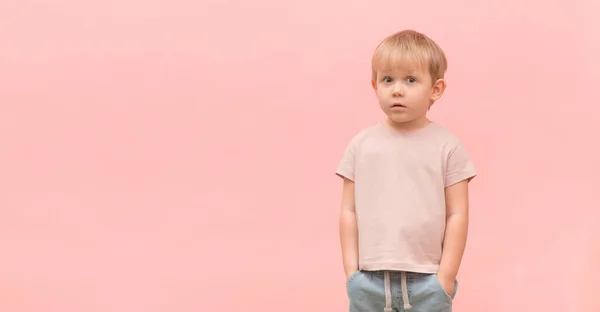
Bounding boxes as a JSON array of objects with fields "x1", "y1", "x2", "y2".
[{"x1": 371, "y1": 63, "x2": 445, "y2": 128}]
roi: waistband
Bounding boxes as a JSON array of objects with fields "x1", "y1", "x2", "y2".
[{"x1": 363, "y1": 270, "x2": 420, "y2": 311}]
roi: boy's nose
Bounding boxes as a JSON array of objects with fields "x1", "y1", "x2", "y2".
[{"x1": 392, "y1": 85, "x2": 404, "y2": 97}]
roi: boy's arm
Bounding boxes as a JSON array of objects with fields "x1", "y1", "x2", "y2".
[
  {"x1": 437, "y1": 179, "x2": 470, "y2": 292},
  {"x1": 339, "y1": 177, "x2": 359, "y2": 280}
]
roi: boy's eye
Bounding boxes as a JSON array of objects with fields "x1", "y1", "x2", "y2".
[
  {"x1": 383, "y1": 76, "x2": 393, "y2": 83},
  {"x1": 407, "y1": 77, "x2": 416, "y2": 83}
]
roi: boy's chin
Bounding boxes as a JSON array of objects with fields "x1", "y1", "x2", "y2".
[
  {"x1": 386, "y1": 115, "x2": 428, "y2": 126},
  {"x1": 386, "y1": 114, "x2": 414, "y2": 124}
]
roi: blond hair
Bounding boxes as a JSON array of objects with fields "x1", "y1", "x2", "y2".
[{"x1": 371, "y1": 30, "x2": 447, "y2": 83}]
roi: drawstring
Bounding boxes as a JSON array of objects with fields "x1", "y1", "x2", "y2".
[
  {"x1": 383, "y1": 271, "x2": 411, "y2": 312},
  {"x1": 383, "y1": 271, "x2": 392, "y2": 312},
  {"x1": 401, "y1": 272, "x2": 412, "y2": 310}
]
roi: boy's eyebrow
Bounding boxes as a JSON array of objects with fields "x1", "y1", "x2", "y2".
[{"x1": 379, "y1": 70, "x2": 423, "y2": 77}]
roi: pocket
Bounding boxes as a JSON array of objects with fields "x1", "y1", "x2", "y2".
[
  {"x1": 432, "y1": 274, "x2": 457, "y2": 300},
  {"x1": 346, "y1": 270, "x2": 361, "y2": 288},
  {"x1": 452, "y1": 279, "x2": 458, "y2": 299}
]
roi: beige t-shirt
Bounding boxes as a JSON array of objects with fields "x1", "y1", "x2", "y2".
[{"x1": 336, "y1": 121, "x2": 476, "y2": 273}]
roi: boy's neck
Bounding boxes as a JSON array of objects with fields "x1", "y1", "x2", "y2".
[{"x1": 384, "y1": 117, "x2": 432, "y2": 133}]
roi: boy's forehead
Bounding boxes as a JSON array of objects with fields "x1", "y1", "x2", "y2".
[
  {"x1": 375, "y1": 57, "x2": 427, "y2": 76},
  {"x1": 377, "y1": 64, "x2": 426, "y2": 76}
]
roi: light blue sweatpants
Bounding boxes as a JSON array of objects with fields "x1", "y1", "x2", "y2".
[{"x1": 346, "y1": 270, "x2": 458, "y2": 312}]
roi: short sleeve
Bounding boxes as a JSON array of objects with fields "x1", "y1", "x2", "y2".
[
  {"x1": 445, "y1": 142, "x2": 477, "y2": 187},
  {"x1": 335, "y1": 136, "x2": 358, "y2": 181}
]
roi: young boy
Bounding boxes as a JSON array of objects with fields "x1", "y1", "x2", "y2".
[{"x1": 336, "y1": 30, "x2": 477, "y2": 312}]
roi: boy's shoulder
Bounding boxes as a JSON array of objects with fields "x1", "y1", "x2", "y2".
[
  {"x1": 346, "y1": 123, "x2": 381, "y2": 142},
  {"x1": 425, "y1": 122, "x2": 464, "y2": 145}
]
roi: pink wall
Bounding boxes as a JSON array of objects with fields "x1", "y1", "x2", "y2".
[{"x1": 1, "y1": 1, "x2": 599, "y2": 311}]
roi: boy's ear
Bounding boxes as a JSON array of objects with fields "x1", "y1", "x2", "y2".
[
  {"x1": 430, "y1": 78, "x2": 446, "y2": 101},
  {"x1": 371, "y1": 80, "x2": 377, "y2": 90}
]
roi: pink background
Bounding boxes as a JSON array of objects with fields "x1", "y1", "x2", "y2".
[{"x1": 1, "y1": 0, "x2": 599, "y2": 311}]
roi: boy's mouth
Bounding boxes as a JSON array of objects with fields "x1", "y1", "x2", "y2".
[{"x1": 391, "y1": 103, "x2": 406, "y2": 108}]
